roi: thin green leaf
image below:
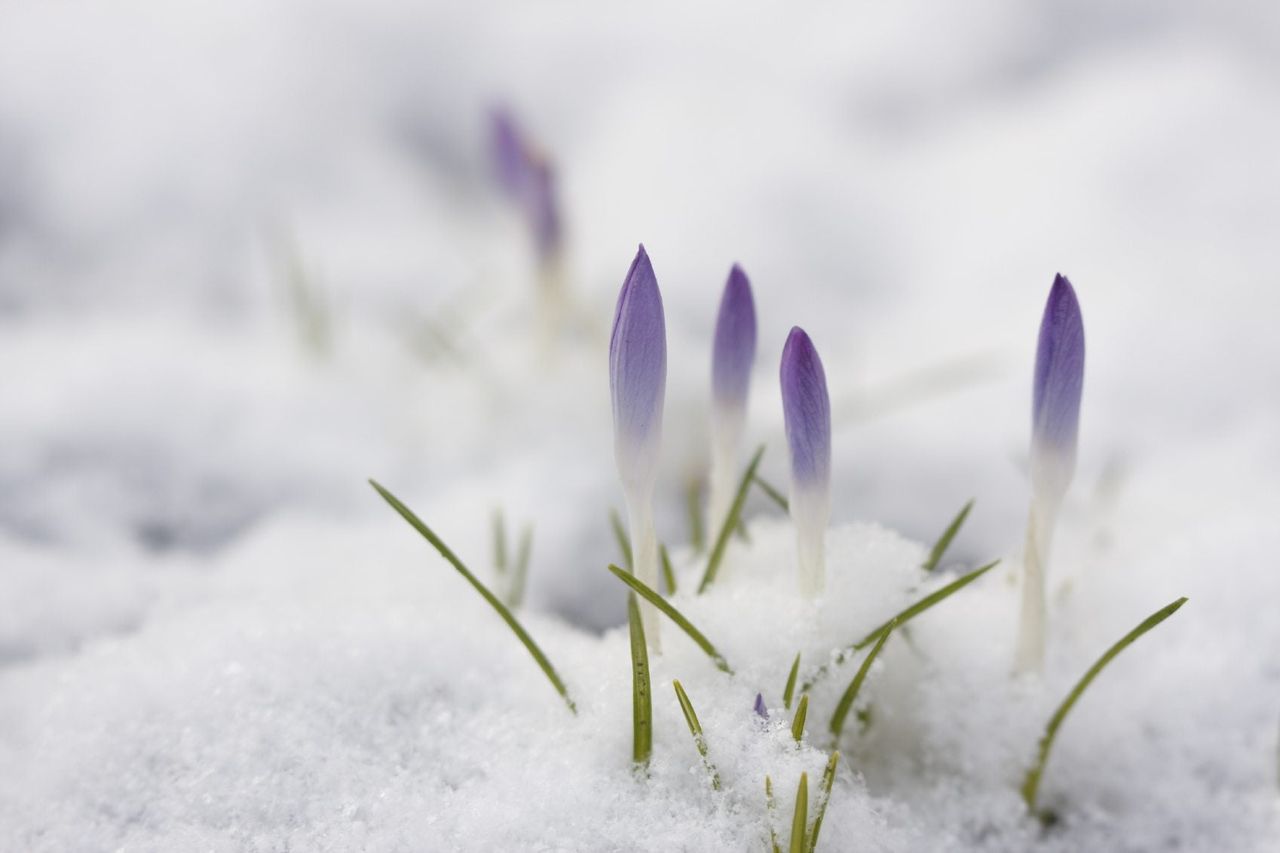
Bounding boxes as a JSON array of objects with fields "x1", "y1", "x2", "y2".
[
  {"x1": 829, "y1": 621, "x2": 895, "y2": 740},
  {"x1": 609, "y1": 507, "x2": 633, "y2": 569},
  {"x1": 509, "y1": 524, "x2": 533, "y2": 608},
  {"x1": 783, "y1": 652, "x2": 801, "y2": 711},
  {"x1": 922, "y1": 499, "x2": 974, "y2": 572},
  {"x1": 807, "y1": 752, "x2": 839, "y2": 853},
  {"x1": 766, "y1": 776, "x2": 782, "y2": 853},
  {"x1": 698, "y1": 445, "x2": 766, "y2": 594},
  {"x1": 791, "y1": 694, "x2": 809, "y2": 743},
  {"x1": 673, "y1": 680, "x2": 720, "y2": 790},
  {"x1": 801, "y1": 560, "x2": 998, "y2": 693},
  {"x1": 789, "y1": 773, "x2": 809, "y2": 853},
  {"x1": 660, "y1": 544, "x2": 677, "y2": 595},
  {"x1": 607, "y1": 565, "x2": 733, "y2": 674},
  {"x1": 629, "y1": 594, "x2": 652, "y2": 768},
  {"x1": 369, "y1": 480, "x2": 576, "y2": 713},
  {"x1": 492, "y1": 508, "x2": 508, "y2": 574},
  {"x1": 1021, "y1": 596, "x2": 1188, "y2": 815},
  {"x1": 753, "y1": 474, "x2": 790, "y2": 513},
  {"x1": 686, "y1": 478, "x2": 706, "y2": 553}
]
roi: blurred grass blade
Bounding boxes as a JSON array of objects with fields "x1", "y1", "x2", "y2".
[
  {"x1": 783, "y1": 652, "x2": 801, "y2": 710},
  {"x1": 370, "y1": 480, "x2": 576, "y2": 713},
  {"x1": 610, "y1": 507, "x2": 633, "y2": 569},
  {"x1": 791, "y1": 694, "x2": 809, "y2": 743},
  {"x1": 829, "y1": 621, "x2": 895, "y2": 739},
  {"x1": 607, "y1": 564, "x2": 733, "y2": 674},
  {"x1": 698, "y1": 445, "x2": 766, "y2": 593},
  {"x1": 673, "y1": 680, "x2": 720, "y2": 790},
  {"x1": 492, "y1": 508, "x2": 508, "y2": 574},
  {"x1": 753, "y1": 473, "x2": 790, "y2": 513},
  {"x1": 922, "y1": 499, "x2": 974, "y2": 572},
  {"x1": 660, "y1": 544, "x2": 677, "y2": 595},
  {"x1": 1021, "y1": 596, "x2": 1188, "y2": 814},
  {"x1": 509, "y1": 524, "x2": 533, "y2": 608},
  {"x1": 789, "y1": 773, "x2": 809, "y2": 853},
  {"x1": 629, "y1": 594, "x2": 653, "y2": 768},
  {"x1": 686, "y1": 477, "x2": 706, "y2": 553},
  {"x1": 766, "y1": 776, "x2": 781, "y2": 853},
  {"x1": 807, "y1": 752, "x2": 839, "y2": 853},
  {"x1": 803, "y1": 560, "x2": 998, "y2": 692}
]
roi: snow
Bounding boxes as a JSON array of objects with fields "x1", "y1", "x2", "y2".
[{"x1": 2, "y1": 0, "x2": 1280, "y2": 850}]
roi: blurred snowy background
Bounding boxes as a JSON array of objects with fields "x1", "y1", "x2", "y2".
[{"x1": 1, "y1": 1, "x2": 1278, "y2": 850}]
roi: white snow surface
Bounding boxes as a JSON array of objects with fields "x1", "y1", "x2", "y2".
[{"x1": 2, "y1": 1, "x2": 1279, "y2": 850}]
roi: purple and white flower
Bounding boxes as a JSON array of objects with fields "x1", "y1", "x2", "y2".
[
  {"x1": 780, "y1": 326, "x2": 831, "y2": 596},
  {"x1": 708, "y1": 264, "x2": 757, "y2": 531}
]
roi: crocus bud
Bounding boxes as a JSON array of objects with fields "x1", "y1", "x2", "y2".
[
  {"x1": 525, "y1": 157, "x2": 562, "y2": 267},
  {"x1": 610, "y1": 245, "x2": 667, "y2": 647},
  {"x1": 707, "y1": 264, "x2": 758, "y2": 531},
  {"x1": 490, "y1": 107, "x2": 527, "y2": 198},
  {"x1": 1016, "y1": 274, "x2": 1085, "y2": 674},
  {"x1": 780, "y1": 327, "x2": 831, "y2": 597},
  {"x1": 1030, "y1": 274, "x2": 1085, "y2": 510},
  {"x1": 754, "y1": 693, "x2": 769, "y2": 720},
  {"x1": 488, "y1": 107, "x2": 563, "y2": 266}
]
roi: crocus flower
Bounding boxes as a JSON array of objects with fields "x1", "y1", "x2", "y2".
[
  {"x1": 707, "y1": 264, "x2": 757, "y2": 531},
  {"x1": 490, "y1": 107, "x2": 528, "y2": 199},
  {"x1": 780, "y1": 327, "x2": 831, "y2": 597},
  {"x1": 488, "y1": 107, "x2": 563, "y2": 266},
  {"x1": 610, "y1": 245, "x2": 667, "y2": 647},
  {"x1": 754, "y1": 693, "x2": 769, "y2": 720},
  {"x1": 1016, "y1": 274, "x2": 1085, "y2": 674}
]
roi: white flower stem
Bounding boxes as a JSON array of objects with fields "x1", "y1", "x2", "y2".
[
  {"x1": 626, "y1": 495, "x2": 662, "y2": 651},
  {"x1": 792, "y1": 490, "x2": 828, "y2": 598},
  {"x1": 706, "y1": 427, "x2": 739, "y2": 555},
  {"x1": 1015, "y1": 498, "x2": 1058, "y2": 674}
]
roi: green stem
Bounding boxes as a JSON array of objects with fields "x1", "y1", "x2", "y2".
[
  {"x1": 609, "y1": 507, "x2": 633, "y2": 569},
  {"x1": 673, "y1": 680, "x2": 720, "y2": 790},
  {"x1": 922, "y1": 499, "x2": 974, "y2": 572},
  {"x1": 829, "y1": 621, "x2": 895, "y2": 740},
  {"x1": 789, "y1": 773, "x2": 809, "y2": 853},
  {"x1": 783, "y1": 652, "x2": 801, "y2": 710},
  {"x1": 807, "y1": 752, "x2": 840, "y2": 853},
  {"x1": 660, "y1": 544, "x2": 677, "y2": 595},
  {"x1": 753, "y1": 473, "x2": 790, "y2": 513},
  {"x1": 698, "y1": 445, "x2": 766, "y2": 594},
  {"x1": 629, "y1": 594, "x2": 652, "y2": 768},
  {"x1": 791, "y1": 694, "x2": 809, "y2": 743},
  {"x1": 607, "y1": 565, "x2": 733, "y2": 674}
]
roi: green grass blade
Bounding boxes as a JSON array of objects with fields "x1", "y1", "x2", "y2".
[
  {"x1": 791, "y1": 694, "x2": 809, "y2": 743},
  {"x1": 492, "y1": 508, "x2": 508, "y2": 574},
  {"x1": 1021, "y1": 596, "x2": 1188, "y2": 814},
  {"x1": 829, "y1": 621, "x2": 895, "y2": 740},
  {"x1": 922, "y1": 499, "x2": 974, "y2": 572},
  {"x1": 369, "y1": 480, "x2": 576, "y2": 714},
  {"x1": 673, "y1": 680, "x2": 721, "y2": 790},
  {"x1": 686, "y1": 477, "x2": 706, "y2": 553},
  {"x1": 698, "y1": 445, "x2": 766, "y2": 594},
  {"x1": 660, "y1": 544, "x2": 677, "y2": 595},
  {"x1": 509, "y1": 524, "x2": 532, "y2": 608},
  {"x1": 609, "y1": 507, "x2": 633, "y2": 569},
  {"x1": 807, "y1": 752, "x2": 839, "y2": 853},
  {"x1": 802, "y1": 560, "x2": 998, "y2": 693},
  {"x1": 607, "y1": 564, "x2": 733, "y2": 674},
  {"x1": 789, "y1": 773, "x2": 809, "y2": 853},
  {"x1": 629, "y1": 594, "x2": 652, "y2": 768},
  {"x1": 766, "y1": 776, "x2": 782, "y2": 853},
  {"x1": 753, "y1": 473, "x2": 790, "y2": 513},
  {"x1": 783, "y1": 652, "x2": 801, "y2": 710}
]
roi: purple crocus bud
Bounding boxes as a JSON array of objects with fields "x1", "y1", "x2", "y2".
[
  {"x1": 525, "y1": 157, "x2": 562, "y2": 266},
  {"x1": 780, "y1": 327, "x2": 831, "y2": 596},
  {"x1": 610, "y1": 245, "x2": 667, "y2": 648},
  {"x1": 611, "y1": 245, "x2": 667, "y2": 492},
  {"x1": 707, "y1": 264, "x2": 757, "y2": 530},
  {"x1": 1030, "y1": 274, "x2": 1085, "y2": 507},
  {"x1": 753, "y1": 692, "x2": 769, "y2": 720},
  {"x1": 490, "y1": 107, "x2": 528, "y2": 198}
]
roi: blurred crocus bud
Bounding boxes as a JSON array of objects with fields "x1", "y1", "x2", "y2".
[
  {"x1": 610, "y1": 245, "x2": 667, "y2": 647},
  {"x1": 1030, "y1": 274, "x2": 1085, "y2": 509},
  {"x1": 780, "y1": 327, "x2": 831, "y2": 597},
  {"x1": 610, "y1": 245, "x2": 667, "y2": 494},
  {"x1": 707, "y1": 264, "x2": 757, "y2": 530},
  {"x1": 525, "y1": 157, "x2": 562, "y2": 266},
  {"x1": 488, "y1": 107, "x2": 563, "y2": 266},
  {"x1": 753, "y1": 693, "x2": 769, "y2": 720},
  {"x1": 489, "y1": 107, "x2": 528, "y2": 198}
]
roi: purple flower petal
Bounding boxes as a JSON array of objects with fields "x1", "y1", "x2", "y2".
[
  {"x1": 610, "y1": 245, "x2": 667, "y2": 489},
  {"x1": 712, "y1": 264, "x2": 757, "y2": 413},
  {"x1": 1031, "y1": 274, "x2": 1085, "y2": 497},
  {"x1": 753, "y1": 692, "x2": 769, "y2": 720},
  {"x1": 526, "y1": 157, "x2": 562, "y2": 264},
  {"x1": 489, "y1": 107, "x2": 563, "y2": 263},
  {"x1": 489, "y1": 107, "x2": 528, "y2": 198},
  {"x1": 780, "y1": 327, "x2": 831, "y2": 491}
]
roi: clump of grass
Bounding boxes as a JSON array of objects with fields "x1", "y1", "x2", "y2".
[
  {"x1": 1021, "y1": 596, "x2": 1188, "y2": 815},
  {"x1": 802, "y1": 560, "x2": 998, "y2": 693},
  {"x1": 829, "y1": 620, "x2": 896, "y2": 740},
  {"x1": 698, "y1": 445, "x2": 767, "y2": 593},
  {"x1": 629, "y1": 594, "x2": 652, "y2": 768},
  {"x1": 370, "y1": 480, "x2": 576, "y2": 713},
  {"x1": 607, "y1": 564, "x2": 733, "y2": 674},
  {"x1": 921, "y1": 499, "x2": 974, "y2": 572},
  {"x1": 673, "y1": 680, "x2": 720, "y2": 790}
]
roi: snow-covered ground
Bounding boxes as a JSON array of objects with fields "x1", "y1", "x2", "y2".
[{"x1": 1, "y1": 1, "x2": 1278, "y2": 850}]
